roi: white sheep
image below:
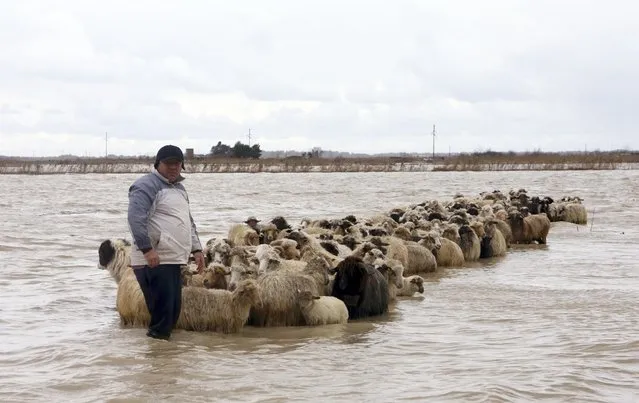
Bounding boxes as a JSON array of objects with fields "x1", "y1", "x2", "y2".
[
  {"x1": 248, "y1": 255, "x2": 331, "y2": 327},
  {"x1": 269, "y1": 238, "x2": 300, "y2": 260},
  {"x1": 228, "y1": 223, "x2": 260, "y2": 247},
  {"x1": 297, "y1": 290, "x2": 349, "y2": 325},
  {"x1": 178, "y1": 279, "x2": 261, "y2": 333},
  {"x1": 254, "y1": 244, "x2": 306, "y2": 273},
  {"x1": 396, "y1": 275, "x2": 425, "y2": 297},
  {"x1": 98, "y1": 238, "x2": 132, "y2": 284}
]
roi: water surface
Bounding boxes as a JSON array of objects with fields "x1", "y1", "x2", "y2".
[{"x1": 1, "y1": 170, "x2": 638, "y2": 402}]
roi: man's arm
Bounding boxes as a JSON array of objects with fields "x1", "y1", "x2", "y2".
[
  {"x1": 127, "y1": 181, "x2": 156, "y2": 253},
  {"x1": 189, "y1": 211, "x2": 203, "y2": 253}
]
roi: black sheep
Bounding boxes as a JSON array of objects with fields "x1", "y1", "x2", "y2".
[
  {"x1": 329, "y1": 256, "x2": 389, "y2": 319},
  {"x1": 270, "y1": 216, "x2": 292, "y2": 231}
]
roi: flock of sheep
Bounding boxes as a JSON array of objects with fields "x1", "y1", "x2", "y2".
[{"x1": 97, "y1": 188, "x2": 588, "y2": 335}]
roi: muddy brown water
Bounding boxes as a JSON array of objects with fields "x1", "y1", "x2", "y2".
[{"x1": 1, "y1": 171, "x2": 638, "y2": 402}]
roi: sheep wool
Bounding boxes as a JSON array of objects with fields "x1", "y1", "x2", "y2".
[{"x1": 298, "y1": 291, "x2": 349, "y2": 326}]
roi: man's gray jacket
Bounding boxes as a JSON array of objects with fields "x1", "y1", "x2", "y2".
[{"x1": 127, "y1": 169, "x2": 203, "y2": 267}]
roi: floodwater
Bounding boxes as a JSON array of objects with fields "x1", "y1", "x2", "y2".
[{"x1": 1, "y1": 170, "x2": 638, "y2": 403}]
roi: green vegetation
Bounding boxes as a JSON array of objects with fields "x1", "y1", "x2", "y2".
[{"x1": 210, "y1": 141, "x2": 261, "y2": 159}]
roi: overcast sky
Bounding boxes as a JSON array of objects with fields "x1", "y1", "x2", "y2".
[{"x1": 0, "y1": 0, "x2": 637, "y2": 157}]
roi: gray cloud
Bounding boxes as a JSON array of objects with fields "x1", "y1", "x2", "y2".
[{"x1": 0, "y1": 0, "x2": 638, "y2": 157}]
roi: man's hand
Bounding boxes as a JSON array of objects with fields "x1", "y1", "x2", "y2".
[
  {"x1": 144, "y1": 249, "x2": 160, "y2": 268},
  {"x1": 193, "y1": 251, "x2": 205, "y2": 273}
]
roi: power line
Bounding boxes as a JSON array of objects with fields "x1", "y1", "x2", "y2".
[{"x1": 432, "y1": 124, "x2": 436, "y2": 159}]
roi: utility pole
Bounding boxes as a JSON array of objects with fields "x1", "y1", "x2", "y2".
[
  {"x1": 432, "y1": 124, "x2": 436, "y2": 159},
  {"x1": 247, "y1": 128, "x2": 252, "y2": 146},
  {"x1": 105, "y1": 132, "x2": 108, "y2": 158}
]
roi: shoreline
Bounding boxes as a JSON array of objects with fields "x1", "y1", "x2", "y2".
[
  {"x1": 1, "y1": 161, "x2": 639, "y2": 174},
  {"x1": 2, "y1": 152, "x2": 639, "y2": 174}
]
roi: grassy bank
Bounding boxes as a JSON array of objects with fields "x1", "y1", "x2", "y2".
[
  {"x1": 431, "y1": 150, "x2": 639, "y2": 171},
  {"x1": 1, "y1": 151, "x2": 638, "y2": 174}
]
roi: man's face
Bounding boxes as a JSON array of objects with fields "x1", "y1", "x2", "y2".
[
  {"x1": 247, "y1": 220, "x2": 258, "y2": 228},
  {"x1": 158, "y1": 159, "x2": 182, "y2": 183}
]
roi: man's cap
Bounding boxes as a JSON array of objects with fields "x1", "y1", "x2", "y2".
[
  {"x1": 245, "y1": 216, "x2": 260, "y2": 223},
  {"x1": 154, "y1": 145, "x2": 185, "y2": 169}
]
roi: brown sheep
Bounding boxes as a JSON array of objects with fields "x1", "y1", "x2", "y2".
[
  {"x1": 458, "y1": 224, "x2": 481, "y2": 261},
  {"x1": 480, "y1": 220, "x2": 508, "y2": 258},
  {"x1": 508, "y1": 211, "x2": 551, "y2": 244},
  {"x1": 392, "y1": 226, "x2": 413, "y2": 242},
  {"x1": 419, "y1": 231, "x2": 464, "y2": 267},
  {"x1": 181, "y1": 263, "x2": 230, "y2": 289}
]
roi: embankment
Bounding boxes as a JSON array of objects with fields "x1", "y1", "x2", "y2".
[{"x1": 1, "y1": 153, "x2": 638, "y2": 174}]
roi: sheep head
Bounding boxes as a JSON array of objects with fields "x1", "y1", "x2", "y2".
[
  {"x1": 260, "y1": 223, "x2": 279, "y2": 244},
  {"x1": 286, "y1": 230, "x2": 309, "y2": 247},
  {"x1": 392, "y1": 226, "x2": 412, "y2": 242},
  {"x1": 97, "y1": 238, "x2": 131, "y2": 284},
  {"x1": 244, "y1": 230, "x2": 260, "y2": 246},
  {"x1": 410, "y1": 276, "x2": 425, "y2": 293},
  {"x1": 442, "y1": 224, "x2": 461, "y2": 244},
  {"x1": 320, "y1": 240, "x2": 340, "y2": 256},
  {"x1": 304, "y1": 255, "x2": 331, "y2": 286},
  {"x1": 255, "y1": 244, "x2": 275, "y2": 261},
  {"x1": 233, "y1": 279, "x2": 262, "y2": 307},
  {"x1": 374, "y1": 259, "x2": 403, "y2": 289},
  {"x1": 297, "y1": 289, "x2": 320, "y2": 310},
  {"x1": 419, "y1": 232, "x2": 441, "y2": 253},
  {"x1": 271, "y1": 216, "x2": 292, "y2": 231},
  {"x1": 368, "y1": 237, "x2": 389, "y2": 254},
  {"x1": 340, "y1": 235, "x2": 360, "y2": 250},
  {"x1": 202, "y1": 263, "x2": 231, "y2": 289},
  {"x1": 331, "y1": 255, "x2": 369, "y2": 296},
  {"x1": 469, "y1": 221, "x2": 486, "y2": 239},
  {"x1": 228, "y1": 264, "x2": 258, "y2": 291}
]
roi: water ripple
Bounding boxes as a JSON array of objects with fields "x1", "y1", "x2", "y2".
[{"x1": 1, "y1": 171, "x2": 639, "y2": 402}]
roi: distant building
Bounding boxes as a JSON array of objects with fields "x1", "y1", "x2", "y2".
[{"x1": 185, "y1": 148, "x2": 195, "y2": 159}]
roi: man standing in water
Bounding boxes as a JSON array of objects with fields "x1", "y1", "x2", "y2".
[{"x1": 127, "y1": 144, "x2": 205, "y2": 340}]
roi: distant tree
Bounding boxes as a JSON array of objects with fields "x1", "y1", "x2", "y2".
[
  {"x1": 231, "y1": 141, "x2": 261, "y2": 159},
  {"x1": 210, "y1": 141, "x2": 232, "y2": 157},
  {"x1": 312, "y1": 147, "x2": 323, "y2": 158},
  {"x1": 250, "y1": 144, "x2": 262, "y2": 159}
]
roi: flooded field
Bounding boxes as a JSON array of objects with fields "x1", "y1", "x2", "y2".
[{"x1": 1, "y1": 170, "x2": 638, "y2": 402}]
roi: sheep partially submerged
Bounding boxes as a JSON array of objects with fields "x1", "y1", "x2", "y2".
[
  {"x1": 248, "y1": 255, "x2": 331, "y2": 327},
  {"x1": 330, "y1": 256, "x2": 389, "y2": 319},
  {"x1": 374, "y1": 258, "x2": 405, "y2": 301},
  {"x1": 508, "y1": 211, "x2": 551, "y2": 244},
  {"x1": 98, "y1": 238, "x2": 131, "y2": 283},
  {"x1": 559, "y1": 203, "x2": 588, "y2": 225},
  {"x1": 297, "y1": 290, "x2": 349, "y2": 326},
  {"x1": 480, "y1": 220, "x2": 508, "y2": 258},
  {"x1": 254, "y1": 244, "x2": 306, "y2": 273},
  {"x1": 228, "y1": 263, "x2": 259, "y2": 292},
  {"x1": 458, "y1": 224, "x2": 481, "y2": 262},
  {"x1": 178, "y1": 279, "x2": 261, "y2": 333},
  {"x1": 396, "y1": 275, "x2": 425, "y2": 297}
]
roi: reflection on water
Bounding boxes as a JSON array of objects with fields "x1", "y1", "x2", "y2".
[{"x1": 1, "y1": 170, "x2": 639, "y2": 402}]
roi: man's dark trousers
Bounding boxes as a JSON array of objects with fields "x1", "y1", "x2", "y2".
[{"x1": 133, "y1": 264, "x2": 182, "y2": 339}]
